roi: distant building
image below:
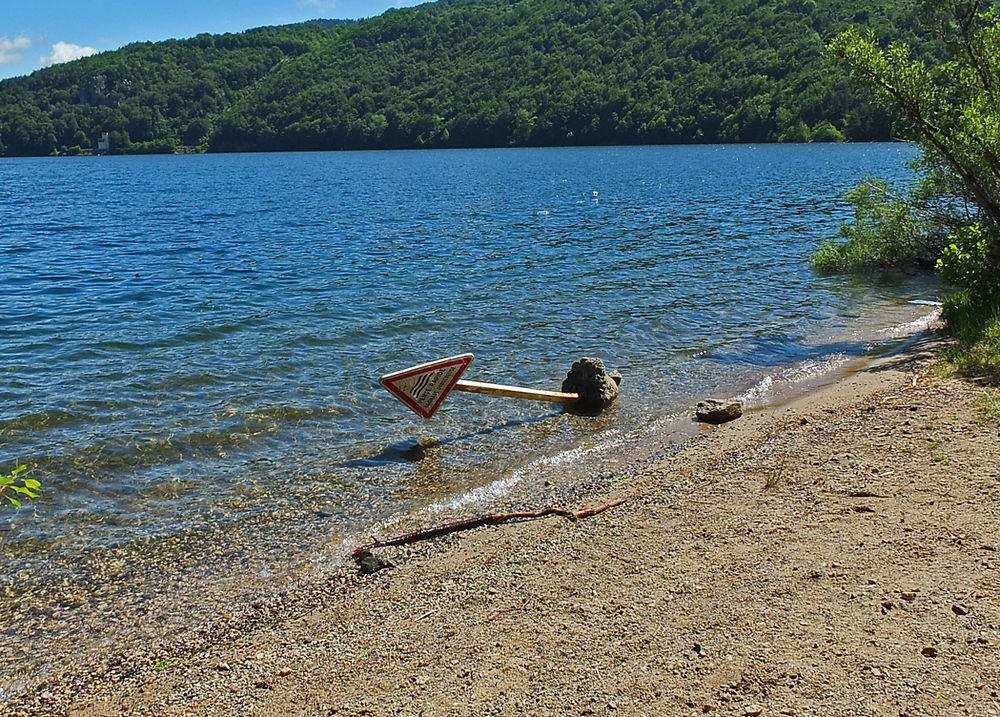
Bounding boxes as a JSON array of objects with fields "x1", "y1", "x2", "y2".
[{"x1": 97, "y1": 132, "x2": 110, "y2": 154}]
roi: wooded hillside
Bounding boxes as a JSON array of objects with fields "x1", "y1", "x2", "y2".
[{"x1": 0, "y1": 0, "x2": 937, "y2": 156}]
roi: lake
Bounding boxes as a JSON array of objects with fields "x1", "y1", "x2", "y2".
[{"x1": 1, "y1": 144, "x2": 939, "y2": 586}]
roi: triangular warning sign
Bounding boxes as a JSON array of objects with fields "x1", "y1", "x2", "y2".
[{"x1": 379, "y1": 354, "x2": 474, "y2": 418}]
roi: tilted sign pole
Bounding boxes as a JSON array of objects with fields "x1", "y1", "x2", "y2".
[
  {"x1": 451, "y1": 379, "x2": 578, "y2": 404},
  {"x1": 379, "y1": 353, "x2": 580, "y2": 419}
]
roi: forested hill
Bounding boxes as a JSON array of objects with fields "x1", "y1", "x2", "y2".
[{"x1": 0, "y1": 0, "x2": 936, "y2": 157}]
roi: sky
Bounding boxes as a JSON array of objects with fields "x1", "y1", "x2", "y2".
[{"x1": 0, "y1": 0, "x2": 426, "y2": 80}]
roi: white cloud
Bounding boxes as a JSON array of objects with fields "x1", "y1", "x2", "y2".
[
  {"x1": 39, "y1": 41, "x2": 98, "y2": 68},
  {"x1": 0, "y1": 35, "x2": 32, "y2": 66}
]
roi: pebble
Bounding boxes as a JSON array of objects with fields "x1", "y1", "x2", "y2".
[{"x1": 354, "y1": 550, "x2": 393, "y2": 574}]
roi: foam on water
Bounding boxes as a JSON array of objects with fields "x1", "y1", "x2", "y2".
[
  {"x1": 351, "y1": 302, "x2": 943, "y2": 537},
  {"x1": 877, "y1": 308, "x2": 942, "y2": 337}
]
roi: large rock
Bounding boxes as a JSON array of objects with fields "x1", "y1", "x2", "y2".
[
  {"x1": 561, "y1": 357, "x2": 620, "y2": 414},
  {"x1": 695, "y1": 398, "x2": 743, "y2": 424}
]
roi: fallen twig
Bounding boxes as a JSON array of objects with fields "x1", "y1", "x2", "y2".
[{"x1": 352, "y1": 498, "x2": 624, "y2": 556}]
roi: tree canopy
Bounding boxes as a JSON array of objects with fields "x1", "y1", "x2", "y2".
[
  {"x1": 815, "y1": 0, "x2": 1000, "y2": 374},
  {"x1": 0, "y1": 0, "x2": 939, "y2": 156}
]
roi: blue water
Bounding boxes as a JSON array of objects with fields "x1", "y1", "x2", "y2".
[{"x1": 0, "y1": 144, "x2": 938, "y2": 579}]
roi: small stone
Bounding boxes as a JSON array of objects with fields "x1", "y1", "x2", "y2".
[
  {"x1": 743, "y1": 706, "x2": 764, "y2": 716},
  {"x1": 695, "y1": 398, "x2": 743, "y2": 425},
  {"x1": 952, "y1": 604, "x2": 970, "y2": 616},
  {"x1": 354, "y1": 550, "x2": 392, "y2": 574},
  {"x1": 901, "y1": 591, "x2": 917, "y2": 602},
  {"x1": 921, "y1": 645, "x2": 938, "y2": 658},
  {"x1": 213, "y1": 662, "x2": 231, "y2": 672}
]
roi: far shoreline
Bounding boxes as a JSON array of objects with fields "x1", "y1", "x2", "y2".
[{"x1": 0, "y1": 137, "x2": 916, "y2": 160}]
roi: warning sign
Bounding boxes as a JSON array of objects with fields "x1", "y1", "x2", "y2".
[{"x1": 379, "y1": 353, "x2": 474, "y2": 418}]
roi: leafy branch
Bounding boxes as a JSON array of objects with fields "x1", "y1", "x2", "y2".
[
  {"x1": 821, "y1": 0, "x2": 1000, "y2": 372},
  {"x1": 1, "y1": 464, "x2": 41, "y2": 509}
]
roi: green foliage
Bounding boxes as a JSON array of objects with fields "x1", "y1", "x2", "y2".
[
  {"x1": 829, "y1": 11, "x2": 1000, "y2": 226},
  {"x1": 810, "y1": 120, "x2": 846, "y2": 141},
  {"x1": 0, "y1": 21, "x2": 345, "y2": 157},
  {"x1": 0, "y1": 0, "x2": 935, "y2": 156},
  {"x1": 937, "y1": 223, "x2": 998, "y2": 295},
  {"x1": 941, "y1": 293, "x2": 1000, "y2": 377},
  {"x1": 975, "y1": 386, "x2": 1000, "y2": 424},
  {"x1": 812, "y1": 177, "x2": 931, "y2": 272},
  {"x1": 822, "y1": 0, "x2": 1000, "y2": 374},
  {"x1": 151, "y1": 657, "x2": 183, "y2": 671},
  {"x1": 0, "y1": 464, "x2": 40, "y2": 509},
  {"x1": 779, "y1": 120, "x2": 812, "y2": 142}
]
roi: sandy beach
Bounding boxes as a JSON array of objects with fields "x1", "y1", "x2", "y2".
[{"x1": 6, "y1": 330, "x2": 1000, "y2": 716}]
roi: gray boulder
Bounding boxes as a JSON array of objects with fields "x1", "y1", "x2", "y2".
[
  {"x1": 561, "y1": 357, "x2": 620, "y2": 414},
  {"x1": 695, "y1": 398, "x2": 744, "y2": 424}
]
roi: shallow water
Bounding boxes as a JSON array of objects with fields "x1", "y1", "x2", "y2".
[{"x1": 1, "y1": 144, "x2": 939, "y2": 583}]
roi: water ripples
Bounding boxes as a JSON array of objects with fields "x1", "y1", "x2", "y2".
[{"x1": 0, "y1": 145, "x2": 939, "y2": 577}]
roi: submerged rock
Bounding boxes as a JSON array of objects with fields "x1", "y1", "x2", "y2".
[
  {"x1": 695, "y1": 398, "x2": 744, "y2": 424},
  {"x1": 561, "y1": 357, "x2": 620, "y2": 414}
]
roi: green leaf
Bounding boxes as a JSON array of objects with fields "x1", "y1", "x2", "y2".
[
  {"x1": 23, "y1": 479, "x2": 41, "y2": 490},
  {"x1": 151, "y1": 657, "x2": 181, "y2": 671},
  {"x1": 5, "y1": 495, "x2": 22, "y2": 508}
]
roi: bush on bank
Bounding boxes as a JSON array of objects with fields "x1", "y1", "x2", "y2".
[{"x1": 814, "y1": 1, "x2": 1000, "y2": 377}]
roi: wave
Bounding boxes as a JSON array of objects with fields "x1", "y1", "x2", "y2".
[
  {"x1": 20, "y1": 402, "x2": 341, "y2": 483},
  {"x1": 0, "y1": 408, "x2": 90, "y2": 433}
]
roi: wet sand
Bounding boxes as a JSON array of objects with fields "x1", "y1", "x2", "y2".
[{"x1": 5, "y1": 330, "x2": 1000, "y2": 716}]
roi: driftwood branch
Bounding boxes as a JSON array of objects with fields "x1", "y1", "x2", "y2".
[{"x1": 352, "y1": 499, "x2": 624, "y2": 556}]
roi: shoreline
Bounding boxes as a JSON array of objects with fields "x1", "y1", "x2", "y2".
[{"x1": 5, "y1": 328, "x2": 1000, "y2": 715}]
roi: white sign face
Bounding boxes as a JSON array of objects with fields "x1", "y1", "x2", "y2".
[{"x1": 379, "y1": 354, "x2": 474, "y2": 418}]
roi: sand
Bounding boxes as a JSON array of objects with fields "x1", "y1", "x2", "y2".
[{"x1": 6, "y1": 331, "x2": 1000, "y2": 716}]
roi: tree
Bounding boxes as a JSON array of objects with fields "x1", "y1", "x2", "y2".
[
  {"x1": 0, "y1": 0, "x2": 927, "y2": 156},
  {"x1": 818, "y1": 0, "x2": 1000, "y2": 371},
  {"x1": 830, "y1": 4, "x2": 1000, "y2": 225}
]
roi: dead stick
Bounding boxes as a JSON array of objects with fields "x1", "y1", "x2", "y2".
[{"x1": 352, "y1": 499, "x2": 624, "y2": 556}]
